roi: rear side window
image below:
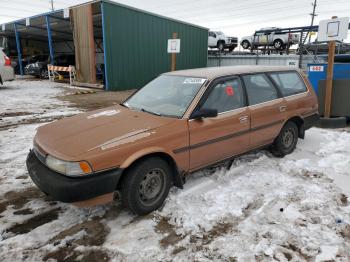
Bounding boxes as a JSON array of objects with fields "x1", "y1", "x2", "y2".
[
  {"x1": 269, "y1": 71, "x2": 307, "y2": 96},
  {"x1": 242, "y1": 74, "x2": 278, "y2": 105},
  {"x1": 202, "y1": 78, "x2": 245, "y2": 113}
]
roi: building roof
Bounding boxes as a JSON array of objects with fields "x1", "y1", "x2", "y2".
[{"x1": 165, "y1": 65, "x2": 299, "y2": 79}]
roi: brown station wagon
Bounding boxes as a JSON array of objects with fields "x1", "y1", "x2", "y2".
[{"x1": 27, "y1": 66, "x2": 319, "y2": 215}]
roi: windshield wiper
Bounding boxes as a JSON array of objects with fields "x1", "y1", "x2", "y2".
[{"x1": 140, "y1": 108, "x2": 161, "y2": 116}]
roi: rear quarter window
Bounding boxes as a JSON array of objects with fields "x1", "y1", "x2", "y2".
[{"x1": 269, "y1": 71, "x2": 307, "y2": 97}]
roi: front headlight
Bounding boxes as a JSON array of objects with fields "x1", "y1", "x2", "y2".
[{"x1": 45, "y1": 155, "x2": 93, "y2": 177}]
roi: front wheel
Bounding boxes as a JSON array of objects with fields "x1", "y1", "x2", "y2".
[
  {"x1": 217, "y1": 42, "x2": 225, "y2": 52},
  {"x1": 121, "y1": 157, "x2": 172, "y2": 215},
  {"x1": 241, "y1": 40, "x2": 250, "y2": 49},
  {"x1": 40, "y1": 69, "x2": 49, "y2": 79},
  {"x1": 270, "y1": 121, "x2": 298, "y2": 157}
]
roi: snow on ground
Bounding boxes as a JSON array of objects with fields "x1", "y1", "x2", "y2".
[
  {"x1": 0, "y1": 79, "x2": 350, "y2": 261},
  {"x1": 0, "y1": 80, "x2": 80, "y2": 129}
]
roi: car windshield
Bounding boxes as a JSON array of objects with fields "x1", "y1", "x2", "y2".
[{"x1": 123, "y1": 75, "x2": 206, "y2": 118}]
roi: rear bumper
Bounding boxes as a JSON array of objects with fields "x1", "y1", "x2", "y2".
[
  {"x1": 0, "y1": 66, "x2": 15, "y2": 81},
  {"x1": 26, "y1": 150, "x2": 123, "y2": 203},
  {"x1": 303, "y1": 113, "x2": 320, "y2": 130}
]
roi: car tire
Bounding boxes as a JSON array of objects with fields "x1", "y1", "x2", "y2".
[
  {"x1": 270, "y1": 121, "x2": 298, "y2": 157},
  {"x1": 318, "y1": 117, "x2": 347, "y2": 128},
  {"x1": 273, "y1": 39, "x2": 284, "y2": 50},
  {"x1": 218, "y1": 42, "x2": 225, "y2": 52},
  {"x1": 241, "y1": 40, "x2": 250, "y2": 49},
  {"x1": 40, "y1": 69, "x2": 49, "y2": 79},
  {"x1": 121, "y1": 157, "x2": 172, "y2": 215}
]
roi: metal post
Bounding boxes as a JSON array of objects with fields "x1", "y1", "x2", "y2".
[
  {"x1": 14, "y1": 23, "x2": 23, "y2": 76},
  {"x1": 45, "y1": 15, "x2": 55, "y2": 65},
  {"x1": 298, "y1": 31, "x2": 304, "y2": 69}
]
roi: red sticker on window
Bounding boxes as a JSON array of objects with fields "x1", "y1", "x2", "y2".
[{"x1": 225, "y1": 86, "x2": 234, "y2": 96}]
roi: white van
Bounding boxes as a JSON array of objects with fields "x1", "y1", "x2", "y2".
[{"x1": 0, "y1": 49, "x2": 15, "y2": 84}]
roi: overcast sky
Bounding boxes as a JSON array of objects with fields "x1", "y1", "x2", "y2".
[{"x1": 0, "y1": 0, "x2": 349, "y2": 39}]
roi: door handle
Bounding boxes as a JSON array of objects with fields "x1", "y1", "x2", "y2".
[
  {"x1": 279, "y1": 105, "x2": 287, "y2": 112},
  {"x1": 239, "y1": 116, "x2": 249, "y2": 123}
]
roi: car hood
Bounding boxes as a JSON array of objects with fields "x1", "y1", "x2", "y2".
[{"x1": 35, "y1": 105, "x2": 174, "y2": 160}]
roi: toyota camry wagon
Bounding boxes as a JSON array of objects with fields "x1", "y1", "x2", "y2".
[{"x1": 27, "y1": 66, "x2": 319, "y2": 215}]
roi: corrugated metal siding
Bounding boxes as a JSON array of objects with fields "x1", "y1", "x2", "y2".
[
  {"x1": 102, "y1": 1, "x2": 208, "y2": 91},
  {"x1": 207, "y1": 55, "x2": 327, "y2": 71}
]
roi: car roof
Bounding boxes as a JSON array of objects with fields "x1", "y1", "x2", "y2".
[{"x1": 164, "y1": 66, "x2": 299, "y2": 79}]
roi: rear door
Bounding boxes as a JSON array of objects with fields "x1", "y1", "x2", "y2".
[
  {"x1": 188, "y1": 77, "x2": 250, "y2": 170},
  {"x1": 268, "y1": 71, "x2": 316, "y2": 118},
  {"x1": 241, "y1": 73, "x2": 286, "y2": 148}
]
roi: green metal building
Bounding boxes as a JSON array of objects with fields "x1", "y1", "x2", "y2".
[
  {"x1": 101, "y1": 0, "x2": 208, "y2": 91},
  {"x1": 0, "y1": 0, "x2": 208, "y2": 91}
]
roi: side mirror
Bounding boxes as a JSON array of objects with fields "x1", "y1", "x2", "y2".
[{"x1": 191, "y1": 108, "x2": 218, "y2": 119}]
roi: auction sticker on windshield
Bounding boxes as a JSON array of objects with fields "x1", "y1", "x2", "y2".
[{"x1": 183, "y1": 78, "x2": 206, "y2": 84}]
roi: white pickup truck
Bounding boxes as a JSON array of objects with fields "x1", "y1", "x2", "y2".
[
  {"x1": 208, "y1": 31, "x2": 238, "y2": 52},
  {"x1": 0, "y1": 49, "x2": 15, "y2": 85},
  {"x1": 240, "y1": 27, "x2": 300, "y2": 50}
]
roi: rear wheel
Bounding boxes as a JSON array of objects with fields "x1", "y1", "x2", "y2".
[
  {"x1": 270, "y1": 121, "x2": 298, "y2": 157},
  {"x1": 273, "y1": 39, "x2": 284, "y2": 50},
  {"x1": 121, "y1": 157, "x2": 172, "y2": 215}
]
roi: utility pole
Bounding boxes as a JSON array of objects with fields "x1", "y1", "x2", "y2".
[
  {"x1": 50, "y1": 0, "x2": 54, "y2": 11},
  {"x1": 308, "y1": 0, "x2": 317, "y2": 43}
]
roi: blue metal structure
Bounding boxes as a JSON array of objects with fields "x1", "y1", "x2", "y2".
[
  {"x1": 13, "y1": 23, "x2": 23, "y2": 76},
  {"x1": 101, "y1": 2, "x2": 109, "y2": 90},
  {"x1": 308, "y1": 63, "x2": 350, "y2": 94},
  {"x1": 45, "y1": 15, "x2": 55, "y2": 65}
]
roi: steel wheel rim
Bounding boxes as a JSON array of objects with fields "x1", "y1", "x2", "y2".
[
  {"x1": 275, "y1": 41, "x2": 281, "y2": 48},
  {"x1": 41, "y1": 70, "x2": 48, "y2": 78},
  {"x1": 139, "y1": 168, "x2": 166, "y2": 206},
  {"x1": 282, "y1": 128, "x2": 294, "y2": 148}
]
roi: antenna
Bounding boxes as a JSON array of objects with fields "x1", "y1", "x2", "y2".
[{"x1": 50, "y1": 0, "x2": 54, "y2": 11}]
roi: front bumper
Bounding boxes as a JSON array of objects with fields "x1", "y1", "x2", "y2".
[
  {"x1": 26, "y1": 150, "x2": 123, "y2": 203},
  {"x1": 25, "y1": 67, "x2": 41, "y2": 76}
]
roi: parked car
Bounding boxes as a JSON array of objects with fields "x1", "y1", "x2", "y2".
[
  {"x1": 208, "y1": 31, "x2": 238, "y2": 52},
  {"x1": 0, "y1": 48, "x2": 15, "y2": 84},
  {"x1": 27, "y1": 66, "x2": 319, "y2": 215},
  {"x1": 25, "y1": 54, "x2": 75, "y2": 79},
  {"x1": 241, "y1": 27, "x2": 299, "y2": 50},
  {"x1": 15, "y1": 54, "x2": 49, "y2": 75}
]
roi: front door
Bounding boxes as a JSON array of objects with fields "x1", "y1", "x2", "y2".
[
  {"x1": 188, "y1": 77, "x2": 250, "y2": 170},
  {"x1": 241, "y1": 73, "x2": 286, "y2": 148}
]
